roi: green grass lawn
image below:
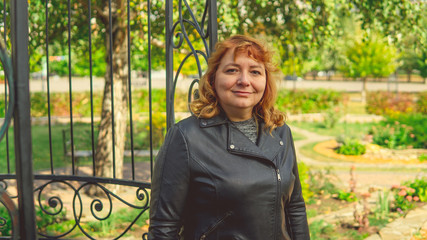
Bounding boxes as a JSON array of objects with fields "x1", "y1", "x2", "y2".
[
  {"x1": 288, "y1": 121, "x2": 376, "y2": 140},
  {"x1": 0, "y1": 123, "x2": 152, "y2": 173}
]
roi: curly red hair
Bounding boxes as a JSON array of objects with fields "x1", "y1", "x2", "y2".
[{"x1": 190, "y1": 35, "x2": 285, "y2": 131}]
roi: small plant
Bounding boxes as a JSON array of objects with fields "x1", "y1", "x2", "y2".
[
  {"x1": 334, "y1": 166, "x2": 358, "y2": 202},
  {"x1": 390, "y1": 185, "x2": 418, "y2": 213},
  {"x1": 336, "y1": 190, "x2": 358, "y2": 202},
  {"x1": 374, "y1": 190, "x2": 390, "y2": 220},
  {"x1": 353, "y1": 192, "x2": 371, "y2": 232},
  {"x1": 335, "y1": 136, "x2": 366, "y2": 155},
  {"x1": 36, "y1": 204, "x2": 68, "y2": 234},
  {"x1": 0, "y1": 205, "x2": 12, "y2": 236},
  {"x1": 405, "y1": 178, "x2": 427, "y2": 202},
  {"x1": 390, "y1": 178, "x2": 427, "y2": 214},
  {"x1": 307, "y1": 168, "x2": 339, "y2": 197},
  {"x1": 309, "y1": 220, "x2": 335, "y2": 239},
  {"x1": 419, "y1": 154, "x2": 427, "y2": 162},
  {"x1": 322, "y1": 104, "x2": 342, "y2": 129}
]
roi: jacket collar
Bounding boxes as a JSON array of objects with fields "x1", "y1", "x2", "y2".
[
  {"x1": 198, "y1": 112, "x2": 228, "y2": 128},
  {"x1": 227, "y1": 122, "x2": 283, "y2": 163},
  {"x1": 198, "y1": 113, "x2": 283, "y2": 163}
]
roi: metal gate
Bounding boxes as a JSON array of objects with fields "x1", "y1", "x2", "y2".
[{"x1": 0, "y1": 0, "x2": 217, "y2": 239}]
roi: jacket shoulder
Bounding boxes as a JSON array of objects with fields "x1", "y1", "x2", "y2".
[
  {"x1": 175, "y1": 115, "x2": 200, "y2": 132},
  {"x1": 274, "y1": 123, "x2": 292, "y2": 137}
]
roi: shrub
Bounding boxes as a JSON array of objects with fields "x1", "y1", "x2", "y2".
[
  {"x1": 126, "y1": 112, "x2": 166, "y2": 150},
  {"x1": 276, "y1": 89, "x2": 343, "y2": 114},
  {"x1": 335, "y1": 136, "x2": 366, "y2": 155},
  {"x1": 366, "y1": 91, "x2": 416, "y2": 116},
  {"x1": 416, "y1": 91, "x2": 427, "y2": 114},
  {"x1": 391, "y1": 178, "x2": 427, "y2": 213},
  {"x1": 370, "y1": 114, "x2": 426, "y2": 149},
  {"x1": 298, "y1": 162, "x2": 314, "y2": 201},
  {"x1": 322, "y1": 104, "x2": 343, "y2": 129}
]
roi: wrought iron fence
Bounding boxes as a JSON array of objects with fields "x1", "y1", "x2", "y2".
[{"x1": 0, "y1": 0, "x2": 217, "y2": 239}]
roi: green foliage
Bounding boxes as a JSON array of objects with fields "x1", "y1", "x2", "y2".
[
  {"x1": 322, "y1": 104, "x2": 343, "y2": 129},
  {"x1": 127, "y1": 112, "x2": 167, "y2": 150},
  {"x1": 419, "y1": 154, "x2": 427, "y2": 162},
  {"x1": 307, "y1": 168, "x2": 339, "y2": 198},
  {"x1": 0, "y1": 205, "x2": 12, "y2": 236},
  {"x1": 416, "y1": 91, "x2": 427, "y2": 114},
  {"x1": 298, "y1": 162, "x2": 314, "y2": 201},
  {"x1": 0, "y1": 89, "x2": 187, "y2": 118},
  {"x1": 341, "y1": 33, "x2": 398, "y2": 79},
  {"x1": 370, "y1": 114, "x2": 426, "y2": 149},
  {"x1": 36, "y1": 204, "x2": 68, "y2": 235},
  {"x1": 309, "y1": 220, "x2": 335, "y2": 240},
  {"x1": 84, "y1": 206, "x2": 149, "y2": 238},
  {"x1": 335, "y1": 190, "x2": 358, "y2": 202},
  {"x1": 391, "y1": 186, "x2": 416, "y2": 212},
  {"x1": 391, "y1": 178, "x2": 427, "y2": 213},
  {"x1": 417, "y1": 51, "x2": 427, "y2": 80},
  {"x1": 366, "y1": 91, "x2": 416, "y2": 116},
  {"x1": 335, "y1": 137, "x2": 366, "y2": 156},
  {"x1": 405, "y1": 178, "x2": 427, "y2": 202},
  {"x1": 374, "y1": 191, "x2": 391, "y2": 221},
  {"x1": 276, "y1": 89, "x2": 342, "y2": 114}
]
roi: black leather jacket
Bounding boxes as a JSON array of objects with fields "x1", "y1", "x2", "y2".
[{"x1": 148, "y1": 114, "x2": 310, "y2": 240}]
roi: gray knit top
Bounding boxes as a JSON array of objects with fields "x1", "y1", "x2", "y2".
[{"x1": 232, "y1": 117, "x2": 258, "y2": 144}]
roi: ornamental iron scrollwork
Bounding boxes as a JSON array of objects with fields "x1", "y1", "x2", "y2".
[
  {"x1": 0, "y1": 183, "x2": 18, "y2": 239},
  {"x1": 169, "y1": 0, "x2": 214, "y2": 115},
  {"x1": 33, "y1": 180, "x2": 150, "y2": 239},
  {"x1": 0, "y1": 39, "x2": 14, "y2": 143}
]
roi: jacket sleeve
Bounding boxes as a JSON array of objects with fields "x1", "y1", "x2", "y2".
[
  {"x1": 287, "y1": 130, "x2": 310, "y2": 239},
  {"x1": 148, "y1": 125, "x2": 190, "y2": 240}
]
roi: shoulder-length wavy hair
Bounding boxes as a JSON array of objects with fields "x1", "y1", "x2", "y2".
[{"x1": 190, "y1": 35, "x2": 286, "y2": 131}]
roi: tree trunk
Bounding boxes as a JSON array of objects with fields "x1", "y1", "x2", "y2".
[
  {"x1": 361, "y1": 77, "x2": 367, "y2": 103},
  {"x1": 88, "y1": 2, "x2": 128, "y2": 195}
]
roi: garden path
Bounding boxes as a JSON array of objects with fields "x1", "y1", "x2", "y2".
[
  {"x1": 290, "y1": 125, "x2": 427, "y2": 191},
  {"x1": 290, "y1": 125, "x2": 427, "y2": 239}
]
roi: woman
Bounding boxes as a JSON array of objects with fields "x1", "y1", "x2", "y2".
[{"x1": 148, "y1": 35, "x2": 310, "y2": 240}]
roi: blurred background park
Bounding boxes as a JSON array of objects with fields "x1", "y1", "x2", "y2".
[{"x1": 0, "y1": 0, "x2": 427, "y2": 239}]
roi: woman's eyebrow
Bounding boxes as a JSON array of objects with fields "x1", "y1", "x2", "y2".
[{"x1": 223, "y1": 63, "x2": 264, "y2": 69}]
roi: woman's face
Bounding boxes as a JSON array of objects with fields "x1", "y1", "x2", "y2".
[{"x1": 214, "y1": 49, "x2": 266, "y2": 121}]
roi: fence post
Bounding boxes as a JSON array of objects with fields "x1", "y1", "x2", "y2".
[
  {"x1": 208, "y1": 0, "x2": 218, "y2": 54},
  {"x1": 165, "y1": 0, "x2": 174, "y2": 130},
  {"x1": 10, "y1": 0, "x2": 37, "y2": 238}
]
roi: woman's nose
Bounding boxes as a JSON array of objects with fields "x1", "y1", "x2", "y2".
[{"x1": 237, "y1": 72, "x2": 250, "y2": 86}]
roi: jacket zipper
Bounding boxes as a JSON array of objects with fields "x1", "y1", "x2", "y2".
[
  {"x1": 199, "y1": 211, "x2": 232, "y2": 240},
  {"x1": 274, "y1": 167, "x2": 282, "y2": 240}
]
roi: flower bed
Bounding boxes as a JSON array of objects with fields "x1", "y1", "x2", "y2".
[{"x1": 314, "y1": 140, "x2": 426, "y2": 164}]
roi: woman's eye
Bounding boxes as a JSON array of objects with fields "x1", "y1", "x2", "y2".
[
  {"x1": 226, "y1": 68, "x2": 238, "y2": 73},
  {"x1": 251, "y1": 70, "x2": 261, "y2": 75}
]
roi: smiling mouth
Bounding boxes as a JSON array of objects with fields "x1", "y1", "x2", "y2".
[{"x1": 232, "y1": 91, "x2": 252, "y2": 96}]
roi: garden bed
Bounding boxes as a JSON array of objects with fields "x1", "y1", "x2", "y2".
[{"x1": 314, "y1": 139, "x2": 427, "y2": 164}]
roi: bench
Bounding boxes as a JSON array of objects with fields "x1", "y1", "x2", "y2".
[{"x1": 62, "y1": 129, "x2": 159, "y2": 173}]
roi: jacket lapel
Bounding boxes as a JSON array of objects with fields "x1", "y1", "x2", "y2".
[{"x1": 227, "y1": 122, "x2": 283, "y2": 162}]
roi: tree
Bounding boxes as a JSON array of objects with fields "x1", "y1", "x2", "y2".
[
  {"x1": 218, "y1": 0, "x2": 339, "y2": 76},
  {"x1": 341, "y1": 33, "x2": 398, "y2": 101},
  {"x1": 25, "y1": 0, "x2": 155, "y2": 187},
  {"x1": 417, "y1": 50, "x2": 427, "y2": 83}
]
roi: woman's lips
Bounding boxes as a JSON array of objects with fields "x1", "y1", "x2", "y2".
[{"x1": 232, "y1": 90, "x2": 252, "y2": 96}]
